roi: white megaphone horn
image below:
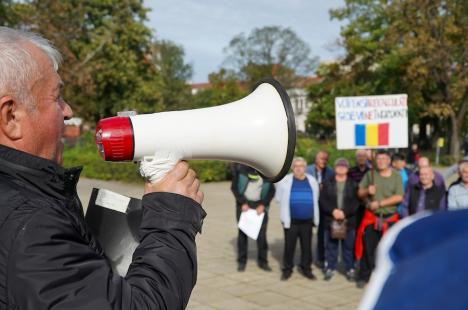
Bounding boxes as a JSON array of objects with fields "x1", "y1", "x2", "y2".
[{"x1": 95, "y1": 78, "x2": 296, "y2": 182}]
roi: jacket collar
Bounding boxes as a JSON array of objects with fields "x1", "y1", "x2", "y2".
[
  {"x1": 0, "y1": 144, "x2": 82, "y2": 201},
  {"x1": 415, "y1": 181, "x2": 435, "y2": 191}
]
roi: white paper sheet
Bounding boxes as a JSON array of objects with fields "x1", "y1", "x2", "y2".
[
  {"x1": 238, "y1": 209, "x2": 265, "y2": 240},
  {"x1": 95, "y1": 189, "x2": 131, "y2": 213}
]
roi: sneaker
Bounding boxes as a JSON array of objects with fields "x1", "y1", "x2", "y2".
[
  {"x1": 237, "y1": 263, "x2": 246, "y2": 272},
  {"x1": 258, "y1": 263, "x2": 272, "y2": 272},
  {"x1": 346, "y1": 269, "x2": 356, "y2": 282},
  {"x1": 281, "y1": 271, "x2": 292, "y2": 281},
  {"x1": 324, "y1": 269, "x2": 334, "y2": 281},
  {"x1": 299, "y1": 268, "x2": 317, "y2": 280}
]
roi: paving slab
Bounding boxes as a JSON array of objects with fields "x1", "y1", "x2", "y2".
[{"x1": 77, "y1": 179, "x2": 364, "y2": 309}]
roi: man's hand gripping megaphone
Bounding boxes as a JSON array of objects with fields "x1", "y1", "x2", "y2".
[{"x1": 139, "y1": 151, "x2": 204, "y2": 204}]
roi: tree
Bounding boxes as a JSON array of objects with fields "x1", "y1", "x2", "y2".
[
  {"x1": 309, "y1": 0, "x2": 467, "y2": 158},
  {"x1": 151, "y1": 39, "x2": 193, "y2": 111},
  {"x1": 9, "y1": 0, "x2": 163, "y2": 121},
  {"x1": 223, "y1": 26, "x2": 318, "y2": 89},
  {"x1": 191, "y1": 68, "x2": 246, "y2": 109}
]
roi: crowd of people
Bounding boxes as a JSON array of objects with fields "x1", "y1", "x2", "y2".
[{"x1": 231, "y1": 148, "x2": 468, "y2": 288}]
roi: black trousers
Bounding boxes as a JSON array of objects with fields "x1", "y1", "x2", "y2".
[
  {"x1": 236, "y1": 208, "x2": 269, "y2": 265},
  {"x1": 358, "y1": 225, "x2": 382, "y2": 282},
  {"x1": 282, "y1": 221, "x2": 313, "y2": 273}
]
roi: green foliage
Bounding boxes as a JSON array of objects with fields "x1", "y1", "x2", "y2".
[
  {"x1": 295, "y1": 137, "x2": 355, "y2": 167},
  {"x1": 7, "y1": 0, "x2": 165, "y2": 122},
  {"x1": 440, "y1": 155, "x2": 459, "y2": 166},
  {"x1": 63, "y1": 131, "x2": 142, "y2": 182},
  {"x1": 152, "y1": 39, "x2": 193, "y2": 111},
  {"x1": 188, "y1": 161, "x2": 229, "y2": 183},
  {"x1": 309, "y1": 0, "x2": 468, "y2": 158},
  {"x1": 192, "y1": 68, "x2": 247, "y2": 108},
  {"x1": 223, "y1": 25, "x2": 318, "y2": 89}
]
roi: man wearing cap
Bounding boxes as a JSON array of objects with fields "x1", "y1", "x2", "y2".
[
  {"x1": 320, "y1": 158, "x2": 359, "y2": 281},
  {"x1": 356, "y1": 150, "x2": 404, "y2": 288},
  {"x1": 231, "y1": 164, "x2": 275, "y2": 272},
  {"x1": 275, "y1": 157, "x2": 319, "y2": 281}
]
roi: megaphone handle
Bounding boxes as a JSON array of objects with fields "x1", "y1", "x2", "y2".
[{"x1": 139, "y1": 153, "x2": 181, "y2": 184}]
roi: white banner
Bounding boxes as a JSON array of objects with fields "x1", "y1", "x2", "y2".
[{"x1": 335, "y1": 94, "x2": 408, "y2": 150}]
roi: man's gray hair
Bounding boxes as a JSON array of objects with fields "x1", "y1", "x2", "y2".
[
  {"x1": 292, "y1": 156, "x2": 307, "y2": 166},
  {"x1": 315, "y1": 150, "x2": 328, "y2": 159},
  {"x1": 459, "y1": 161, "x2": 468, "y2": 173},
  {"x1": 0, "y1": 27, "x2": 61, "y2": 108}
]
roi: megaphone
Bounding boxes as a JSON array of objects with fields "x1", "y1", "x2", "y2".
[{"x1": 95, "y1": 78, "x2": 296, "y2": 182}]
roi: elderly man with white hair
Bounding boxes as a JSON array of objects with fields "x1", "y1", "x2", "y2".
[
  {"x1": 275, "y1": 157, "x2": 319, "y2": 281},
  {"x1": 0, "y1": 27, "x2": 205, "y2": 309},
  {"x1": 448, "y1": 161, "x2": 468, "y2": 210}
]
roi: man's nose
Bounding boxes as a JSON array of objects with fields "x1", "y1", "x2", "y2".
[{"x1": 62, "y1": 101, "x2": 74, "y2": 120}]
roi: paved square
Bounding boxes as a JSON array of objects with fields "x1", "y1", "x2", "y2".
[{"x1": 78, "y1": 179, "x2": 364, "y2": 309}]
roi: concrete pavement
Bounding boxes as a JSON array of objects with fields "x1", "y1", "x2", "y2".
[{"x1": 77, "y1": 179, "x2": 363, "y2": 309}]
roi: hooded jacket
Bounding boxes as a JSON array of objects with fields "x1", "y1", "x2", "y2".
[{"x1": 0, "y1": 144, "x2": 206, "y2": 310}]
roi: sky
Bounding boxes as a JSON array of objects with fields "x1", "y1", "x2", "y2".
[{"x1": 145, "y1": 0, "x2": 345, "y2": 83}]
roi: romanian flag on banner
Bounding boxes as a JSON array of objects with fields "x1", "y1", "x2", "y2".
[{"x1": 355, "y1": 123, "x2": 389, "y2": 147}]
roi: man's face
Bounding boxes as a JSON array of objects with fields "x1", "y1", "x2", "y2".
[
  {"x1": 392, "y1": 159, "x2": 406, "y2": 170},
  {"x1": 461, "y1": 166, "x2": 468, "y2": 184},
  {"x1": 335, "y1": 165, "x2": 348, "y2": 176},
  {"x1": 356, "y1": 151, "x2": 367, "y2": 166},
  {"x1": 292, "y1": 160, "x2": 307, "y2": 179},
  {"x1": 376, "y1": 154, "x2": 391, "y2": 171},
  {"x1": 315, "y1": 152, "x2": 328, "y2": 169},
  {"x1": 419, "y1": 167, "x2": 434, "y2": 187},
  {"x1": 22, "y1": 43, "x2": 73, "y2": 163}
]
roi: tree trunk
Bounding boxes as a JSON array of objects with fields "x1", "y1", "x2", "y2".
[{"x1": 450, "y1": 114, "x2": 460, "y2": 160}]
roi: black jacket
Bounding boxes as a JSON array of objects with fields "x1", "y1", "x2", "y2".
[
  {"x1": 406, "y1": 183, "x2": 446, "y2": 215},
  {"x1": 0, "y1": 145, "x2": 206, "y2": 310},
  {"x1": 230, "y1": 165, "x2": 275, "y2": 209},
  {"x1": 319, "y1": 178, "x2": 359, "y2": 230}
]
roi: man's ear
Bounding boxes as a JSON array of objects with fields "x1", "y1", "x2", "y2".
[{"x1": 0, "y1": 96, "x2": 23, "y2": 140}]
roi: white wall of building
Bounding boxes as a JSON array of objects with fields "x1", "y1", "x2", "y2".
[{"x1": 287, "y1": 88, "x2": 313, "y2": 132}]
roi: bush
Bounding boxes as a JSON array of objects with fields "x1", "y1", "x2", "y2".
[
  {"x1": 295, "y1": 137, "x2": 356, "y2": 166},
  {"x1": 63, "y1": 132, "x2": 142, "y2": 183},
  {"x1": 440, "y1": 155, "x2": 458, "y2": 166}
]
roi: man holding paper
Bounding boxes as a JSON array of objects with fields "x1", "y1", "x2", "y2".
[{"x1": 231, "y1": 164, "x2": 275, "y2": 272}]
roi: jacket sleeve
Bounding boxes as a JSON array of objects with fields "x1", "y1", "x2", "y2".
[
  {"x1": 7, "y1": 192, "x2": 206, "y2": 310},
  {"x1": 261, "y1": 181, "x2": 276, "y2": 207},
  {"x1": 343, "y1": 181, "x2": 359, "y2": 218},
  {"x1": 311, "y1": 178, "x2": 320, "y2": 226},
  {"x1": 400, "y1": 187, "x2": 411, "y2": 217},
  {"x1": 319, "y1": 182, "x2": 336, "y2": 216},
  {"x1": 231, "y1": 173, "x2": 247, "y2": 206},
  {"x1": 274, "y1": 180, "x2": 283, "y2": 204}
]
